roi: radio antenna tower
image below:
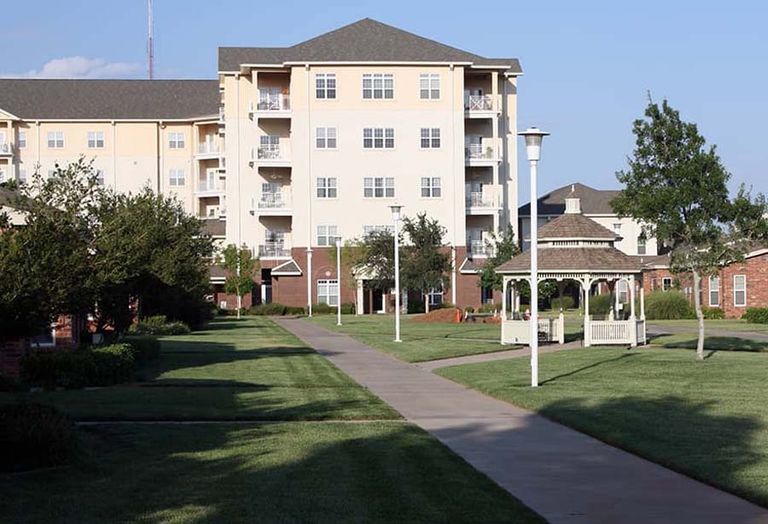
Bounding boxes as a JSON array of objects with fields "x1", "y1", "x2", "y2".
[{"x1": 147, "y1": 0, "x2": 155, "y2": 79}]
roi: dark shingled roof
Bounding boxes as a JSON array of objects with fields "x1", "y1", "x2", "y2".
[
  {"x1": 201, "y1": 218, "x2": 226, "y2": 237},
  {"x1": 538, "y1": 213, "x2": 618, "y2": 240},
  {"x1": 497, "y1": 247, "x2": 642, "y2": 274},
  {"x1": 219, "y1": 18, "x2": 521, "y2": 72},
  {"x1": 519, "y1": 183, "x2": 621, "y2": 216},
  {"x1": 0, "y1": 79, "x2": 219, "y2": 120}
]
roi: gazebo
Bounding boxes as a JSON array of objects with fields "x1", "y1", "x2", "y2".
[{"x1": 497, "y1": 197, "x2": 647, "y2": 347}]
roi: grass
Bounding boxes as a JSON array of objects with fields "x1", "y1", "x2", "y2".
[
  {"x1": 1, "y1": 317, "x2": 543, "y2": 523},
  {"x1": 437, "y1": 346, "x2": 768, "y2": 507},
  {"x1": 309, "y1": 314, "x2": 518, "y2": 362},
  {"x1": 650, "y1": 334, "x2": 768, "y2": 352},
  {"x1": 650, "y1": 318, "x2": 768, "y2": 333}
]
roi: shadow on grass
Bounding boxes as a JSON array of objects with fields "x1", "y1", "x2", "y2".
[
  {"x1": 534, "y1": 395, "x2": 765, "y2": 510},
  {"x1": 0, "y1": 423, "x2": 544, "y2": 523},
  {"x1": 653, "y1": 336, "x2": 768, "y2": 352},
  {"x1": 539, "y1": 352, "x2": 638, "y2": 385}
]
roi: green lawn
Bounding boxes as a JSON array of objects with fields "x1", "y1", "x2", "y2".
[
  {"x1": 650, "y1": 333, "x2": 768, "y2": 352},
  {"x1": 309, "y1": 314, "x2": 518, "y2": 362},
  {"x1": 651, "y1": 319, "x2": 768, "y2": 333},
  {"x1": 1, "y1": 317, "x2": 543, "y2": 523},
  {"x1": 437, "y1": 346, "x2": 768, "y2": 507}
]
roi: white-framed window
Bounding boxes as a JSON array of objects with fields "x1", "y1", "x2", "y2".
[
  {"x1": 169, "y1": 168, "x2": 185, "y2": 187},
  {"x1": 734, "y1": 275, "x2": 747, "y2": 307},
  {"x1": 168, "y1": 132, "x2": 185, "y2": 149},
  {"x1": 364, "y1": 177, "x2": 394, "y2": 198},
  {"x1": 709, "y1": 275, "x2": 720, "y2": 307},
  {"x1": 363, "y1": 225, "x2": 394, "y2": 236},
  {"x1": 316, "y1": 177, "x2": 337, "y2": 198},
  {"x1": 315, "y1": 127, "x2": 337, "y2": 149},
  {"x1": 30, "y1": 325, "x2": 56, "y2": 348},
  {"x1": 362, "y1": 73, "x2": 394, "y2": 99},
  {"x1": 613, "y1": 223, "x2": 622, "y2": 234},
  {"x1": 47, "y1": 131, "x2": 64, "y2": 148},
  {"x1": 637, "y1": 235, "x2": 647, "y2": 255},
  {"x1": 419, "y1": 73, "x2": 440, "y2": 99},
  {"x1": 427, "y1": 288, "x2": 444, "y2": 307},
  {"x1": 315, "y1": 73, "x2": 337, "y2": 99},
  {"x1": 363, "y1": 128, "x2": 395, "y2": 149},
  {"x1": 95, "y1": 170, "x2": 105, "y2": 186},
  {"x1": 87, "y1": 131, "x2": 104, "y2": 148},
  {"x1": 421, "y1": 177, "x2": 441, "y2": 198},
  {"x1": 420, "y1": 127, "x2": 441, "y2": 149},
  {"x1": 662, "y1": 277, "x2": 673, "y2": 291},
  {"x1": 317, "y1": 279, "x2": 339, "y2": 306},
  {"x1": 17, "y1": 131, "x2": 26, "y2": 148},
  {"x1": 617, "y1": 280, "x2": 629, "y2": 303},
  {"x1": 316, "y1": 225, "x2": 338, "y2": 246}
]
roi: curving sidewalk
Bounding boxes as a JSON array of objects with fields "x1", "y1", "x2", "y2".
[{"x1": 274, "y1": 317, "x2": 768, "y2": 524}]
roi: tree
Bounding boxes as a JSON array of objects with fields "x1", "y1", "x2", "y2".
[
  {"x1": 220, "y1": 244, "x2": 258, "y2": 318},
  {"x1": 612, "y1": 98, "x2": 767, "y2": 360},
  {"x1": 350, "y1": 229, "x2": 396, "y2": 292},
  {"x1": 478, "y1": 225, "x2": 519, "y2": 292},
  {"x1": 401, "y1": 213, "x2": 451, "y2": 313}
]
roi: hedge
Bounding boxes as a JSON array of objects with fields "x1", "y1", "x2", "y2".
[
  {"x1": 0, "y1": 403, "x2": 78, "y2": 472},
  {"x1": 702, "y1": 307, "x2": 725, "y2": 320},
  {"x1": 588, "y1": 294, "x2": 613, "y2": 316},
  {"x1": 124, "y1": 336, "x2": 161, "y2": 362},
  {"x1": 90, "y1": 344, "x2": 135, "y2": 386},
  {"x1": 249, "y1": 303, "x2": 288, "y2": 315},
  {"x1": 550, "y1": 296, "x2": 576, "y2": 310},
  {"x1": 128, "y1": 315, "x2": 190, "y2": 336},
  {"x1": 645, "y1": 291, "x2": 695, "y2": 320},
  {"x1": 744, "y1": 307, "x2": 768, "y2": 324}
]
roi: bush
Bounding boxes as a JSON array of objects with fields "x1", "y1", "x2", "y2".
[
  {"x1": 702, "y1": 307, "x2": 725, "y2": 320},
  {"x1": 129, "y1": 315, "x2": 190, "y2": 336},
  {"x1": 90, "y1": 344, "x2": 135, "y2": 386},
  {"x1": 407, "y1": 299, "x2": 425, "y2": 314},
  {"x1": 249, "y1": 303, "x2": 287, "y2": 316},
  {"x1": 744, "y1": 307, "x2": 768, "y2": 324},
  {"x1": 0, "y1": 403, "x2": 78, "y2": 472},
  {"x1": 124, "y1": 335, "x2": 161, "y2": 362},
  {"x1": 550, "y1": 296, "x2": 576, "y2": 310},
  {"x1": 312, "y1": 303, "x2": 334, "y2": 315},
  {"x1": 645, "y1": 291, "x2": 695, "y2": 320},
  {"x1": 285, "y1": 306, "x2": 306, "y2": 315},
  {"x1": 340, "y1": 303, "x2": 356, "y2": 315},
  {"x1": 20, "y1": 350, "x2": 96, "y2": 390},
  {"x1": 478, "y1": 303, "x2": 499, "y2": 314},
  {"x1": 588, "y1": 294, "x2": 613, "y2": 316},
  {"x1": 464, "y1": 306, "x2": 475, "y2": 314}
]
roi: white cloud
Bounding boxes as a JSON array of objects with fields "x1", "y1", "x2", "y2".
[{"x1": 4, "y1": 56, "x2": 143, "y2": 79}]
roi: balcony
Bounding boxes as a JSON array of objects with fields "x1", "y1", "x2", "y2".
[
  {"x1": 464, "y1": 95, "x2": 500, "y2": 118},
  {"x1": 465, "y1": 190, "x2": 500, "y2": 214},
  {"x1": 250, "y1": 94, "x2": 291, "y2": 118},
  {"x1": 465, "y1": 142, "x2": 500, "y2": 166},
  {"x1": 250, "y1": 143, "x2": 291, "y2": 167},
  {"x1": 258, "y1": 241, "x2": 291, "y2": 259},
  {"x1": 196, "y1": 179, "x2": 226, "y2": 196},
  {"x1": 253, "y1": 191, "x2": 291, "y2": 216},
  {"x1": 467, "y1": 239, "x2": 495, "y2": 258},
  {"x1": 0, "y1": 143, "x2": 12, "y2": 156},
  {"x1": 195, "y1": 141, "x2": 223, "y2": 159}
]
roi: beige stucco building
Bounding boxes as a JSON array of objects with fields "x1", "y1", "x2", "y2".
[{"x1": 0, "y1": 18, "x2": 522, "y2": 311}]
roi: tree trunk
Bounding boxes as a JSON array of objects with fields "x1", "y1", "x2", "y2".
[
  {"x1": 692, "y1": 269, "x2": 705, "y2": 361},
  {"x1": 424, "y1": 292, "x2": 430, "y2": 314}
]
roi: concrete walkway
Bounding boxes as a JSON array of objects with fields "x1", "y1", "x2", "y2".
[
  {"x1": 275, "y1": 317, "x2": 768, "y2": 524},
  {"x1": 417, "y1": 340, "x2": 581, "y2": 371}
]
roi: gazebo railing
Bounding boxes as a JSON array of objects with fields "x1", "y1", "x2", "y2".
[
  {"x1": 588, "y1": 318, "x2": 646, "y2": 346},
  {"x1": 501, "y1": 316, "x2": 565, "y2": 345}
]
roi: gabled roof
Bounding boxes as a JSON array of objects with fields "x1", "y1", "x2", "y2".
[
  {"x1": 538, "y1": 213, "x2": 618, "y2": 241},
  {"x1": 519, "y1": 183, "x2": 621, "y2": 217},
  {"x1": 497, "y1": 247, "x2": 642, "y2": 274},
  {"x1": 219, "y1": 18, "x2": 521, "y2": 72},
  {"x1": 0, "y1": 79, "x2": 219, "y2": 120},
  {"x1": 271, "y1": 259, "x2": 302, "y2": 276}
]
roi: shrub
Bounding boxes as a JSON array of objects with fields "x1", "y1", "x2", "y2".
[
  {"x1": 407, "y1": 299, "x2": 425, "y2": 314},
  {"x1": 744, "y1": 307, "x2": 768, "y2": 324},
  {"x1": 0, "y1": 403, "x2": 78, "y2": 472},
  {"x1": 478, "y1": 303, "x2": 499, "y2": 314},
  {"x1": 702, "y1": 307, "x2": 725, "y2": 320},
  {"x1": 645, "y1": 291, "x2": 695, "y2": 320},
  {"x1": 285, "y1": 306, "x2": 306, "y2": 315},
  {"x1": 249, "y1": 303, "x2": 287, "y2": 316},
  {"x1": 129, "y1": 315, "x2": 190, "y2": 336},
  {"x1": 340, "y1": 303, "x2": 356, "y2": 315},
  {"x1": 90, "y1": 344, "x2": 136, "y2": 386},
  {"x1": 312, "y1": 303, "x2": 334, "y2": 315},
  {"x1": 588, "y1": 294, "x2": 613, "y2": 316},
  {"x1": 550, "y1": 296, "x2": 576, "y2": 310},
  {"x1": 124, "y1": 335, "x2": 161, "y2": 362},
  {"x1": 20, "y1": 350, "x2": 96, "y2": 390},
  {"x1": 464, "y1": 306, "x2": 475, "y2": 314}
]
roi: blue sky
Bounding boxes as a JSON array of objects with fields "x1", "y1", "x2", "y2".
[{"x1": 3, "y1": 0, "x2": 767, "y2": 200}]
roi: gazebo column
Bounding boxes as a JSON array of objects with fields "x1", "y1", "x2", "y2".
[
  {"x1": 583, "y1": 277, "x2": 591, "y2": 347},
  {"x1": 607, "y1": 280, "x2": 616, "y2": 321},
  {"x1": 501, "y1": 277, "x2": 509, "y2": 344},
  {"x1": 557, "y1": 280, "x2": 565, "y2": 344},
  {"x1": 629, "y1": 275, "x2": 638, "y2": 347}
]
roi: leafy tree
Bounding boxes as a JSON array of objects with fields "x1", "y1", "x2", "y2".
[
  {"x1": 401, "y1": 213, "x2": 451, "y2": 313},
  {"x1": 350, "y1": 229, "x2": 396, "y2": 292},
  {"x1": 329, "y1": 239, "x2": 363, "y2": 291},
  {"x1": 219, "y1": 244, "x2": 258, "y2": 318},
  {"x1": 479, "y1": 225, "x2": 519, "y2": 292},
  {"x1": 612, "y1": 98, "x2": 767, "y2": 360}
]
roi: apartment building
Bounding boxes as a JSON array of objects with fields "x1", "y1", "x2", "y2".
[
  {"x1": 0, "y1": 18, "x2": 521, "y2": 311},
  {"x1": 219, "y1": 18, "x2": 521, "y2": 310},
  {"x1": 519, "y1": 182, "x2": 659, "y2": 256}
]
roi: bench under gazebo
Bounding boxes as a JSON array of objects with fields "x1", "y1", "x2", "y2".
[{"x1": 496, "y1": 197, "x2": 647, "y2": 347}]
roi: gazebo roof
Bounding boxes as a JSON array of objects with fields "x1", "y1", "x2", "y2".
[
  {"x1": 496, "y1": 247, "x2": 642, "y2": 274},
  {"x1": 538, "y1": 213, "x2": 618, "y2": 241}
]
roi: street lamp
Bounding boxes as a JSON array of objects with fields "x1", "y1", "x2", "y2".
[
  {"x1": 389, "y1": 204, "x2": 403, "y2": 343},
  {"x1": 336, "y1": 236, "x2": 342, "y2": 327},
  {"x1": 519, "y1": 127, "x2": 549, "y2": 388}
]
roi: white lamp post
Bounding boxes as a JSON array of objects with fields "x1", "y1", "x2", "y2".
[
  {"x1": 519, "y1": 127, "x2": 549, "y2": 388},
  {"x1": 336, "y1": 236, "x2": 342, "y2": 326},
  {"x1": 390, "y1": 204, "x2": 403, "y2": 342}
]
